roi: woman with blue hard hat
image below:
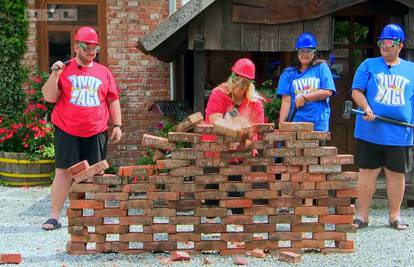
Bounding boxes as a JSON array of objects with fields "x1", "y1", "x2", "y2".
[
  {"x1": 351, "y1": 24, "x2": 412, "y2": 231},
  {"x1": 277, "y1": 32, "x2": 336, "y2": 132}
]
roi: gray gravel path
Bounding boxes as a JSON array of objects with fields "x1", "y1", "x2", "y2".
[{"x1": 1, "y1": 185, "x2": 414, "y2": 266}]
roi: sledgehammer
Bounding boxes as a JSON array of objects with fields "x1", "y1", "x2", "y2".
[{"x1": 342, "y1": 100, "x2": 414, "y2": 128}]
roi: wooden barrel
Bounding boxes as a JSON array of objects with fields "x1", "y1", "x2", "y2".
[{"x1": 0, "y1": 151, "x2": 54, "y2": 186}]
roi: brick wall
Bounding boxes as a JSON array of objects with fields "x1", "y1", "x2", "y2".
[{"x1": 23, "y1": 0, "x2": 177, "y2": 166}]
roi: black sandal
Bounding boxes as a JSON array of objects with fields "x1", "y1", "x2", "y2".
[
  {"x1": 42, "y1": 218, "x2": 61, "y2": 231},
  {"x1": 389, "y1": 219, "x2": 409, "y2": 230},
  {"x1": 353, "y1": 218, "x2": 368, "y2": 229}
]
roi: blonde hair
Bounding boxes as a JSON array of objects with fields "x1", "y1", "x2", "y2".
[{"x1": 223, "y1": 74, "x2": 263, "y2": 103}]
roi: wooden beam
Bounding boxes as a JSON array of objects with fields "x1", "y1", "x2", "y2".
[
  {"x1": 193, "y1": 39, "x2": 205, "y2": 114},
  {"x1": 233, "y1": 0, "x2": 368, "y2": 24}
]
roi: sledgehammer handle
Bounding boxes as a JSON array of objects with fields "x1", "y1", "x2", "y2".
[{"x1": 352, "y1": 109, "x2": 414, "y2": 128}]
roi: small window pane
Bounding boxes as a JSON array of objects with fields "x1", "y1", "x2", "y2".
[
  {"x1": 47, "y1": 4, "x2": 98, "y2": 26},
  {"x1": 48, "y1": 31, "x2": 71, "y2": 68}
]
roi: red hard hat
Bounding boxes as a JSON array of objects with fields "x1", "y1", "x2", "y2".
[
  {"x1": 74, "y1": 26, "x2": 100, "y2": 45},
  {"x1": 231, "y1": 58, "x2": 255, "y2": 80}
]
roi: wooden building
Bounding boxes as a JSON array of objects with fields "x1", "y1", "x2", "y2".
[{"x1": 138, "y1": 0, "x2": 414, "y2": 158}]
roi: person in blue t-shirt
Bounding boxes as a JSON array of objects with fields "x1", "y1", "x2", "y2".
[
  {"x1": 351, "y1": 24, "x2": 413, "y2": 230},
  {"x1": 278, "y1": 32, "x2": 336, "y2": 132}
]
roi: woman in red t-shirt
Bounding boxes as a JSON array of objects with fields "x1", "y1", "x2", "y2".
[{"x1": 204, "y1": 58, "x2": 264, "y2": 156}]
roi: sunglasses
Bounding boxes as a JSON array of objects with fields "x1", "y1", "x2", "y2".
[
  {"x1": 377, "y1": 39, "x2": 401, "y2": 48},
  {"x1": 78, "y1": 42, "x2": 101, "y2": 53},
  {"x1": 298, "y1": 48, "x2": 316, "y2": 55}
]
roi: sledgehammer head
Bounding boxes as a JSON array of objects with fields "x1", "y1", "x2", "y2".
[{"x1": 342, "y1": 101, "x2": 353, "y2": 119}]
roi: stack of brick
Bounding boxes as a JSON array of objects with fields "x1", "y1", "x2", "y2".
[{"x1": 66, "y1": 113, "x2": 357, "y2": 255}]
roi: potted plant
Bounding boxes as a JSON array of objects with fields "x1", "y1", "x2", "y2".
[{"x1": 0, "y1": 73, "x2": 55, "y2": 186}]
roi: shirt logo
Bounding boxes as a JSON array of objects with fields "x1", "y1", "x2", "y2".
[
  {"x1": 293, "y1": 77, "x2": 320, "y2": 96},
  {"x1": 67, "y1": 75, "x2": 102, "y2": 107},
  {"x1": 374, "y1": 73, "x2": 409, "y2": 106}
]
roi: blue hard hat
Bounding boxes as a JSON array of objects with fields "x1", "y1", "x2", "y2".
[
  {"x1": 295, "y1": 32, "x2": 317, "y2": 49},
  {"x1": 378, "y1": 24, "x2": 405, "y2": 42}
]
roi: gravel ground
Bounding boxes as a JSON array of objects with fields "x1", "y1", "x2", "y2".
[{"x1": 1, "y1": 185, "x2": 414, "y2": 267}]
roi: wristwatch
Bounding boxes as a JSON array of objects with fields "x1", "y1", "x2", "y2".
[{"x1": 113, "y1": 124, "x2": 122, "y2": 130}]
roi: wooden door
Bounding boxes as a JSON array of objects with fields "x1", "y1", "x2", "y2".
[{"x1": 328, "y1": 14, "x2": 388, "y2": 163}]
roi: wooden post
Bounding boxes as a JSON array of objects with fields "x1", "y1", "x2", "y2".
[{"x1": 193, "y1": 39, "x2": 205, "y2": 114}]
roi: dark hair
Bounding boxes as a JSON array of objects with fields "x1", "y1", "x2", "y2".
[{"x1": 291, "y1": 51, "x2": 324, "y2": 70}]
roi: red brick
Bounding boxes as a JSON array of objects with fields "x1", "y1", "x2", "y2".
[
  {"x1": 292, "y1": 240, "x2": 324, "y2": 248},
  {"x1": 295, "y1": 190, "x2": 328, "y2": 198},
  {"x1": 94, "y1": 192, "x2": 129, "y2": 201},
  {"x1": 66, "y1": 242, "x2": 86, "y2": 253},
  {"x1": 252, "y1": 123, "x2": 275, "y2": 133},
  {"x1": 319, "y1": 215, "x2": 354, "y2": 224},
  {"x1": 96, "y1": 242, "x2": 129, "y2": 253},
  {"x1": 245, "y1": 190, "x2": 277, "y2": 199},
  {"x1": 336, "y1": 205, "x2": 355, "y2": 215},
  {"x1": 317, "y1": 198, "x2": 351, "y2": 206},
  {"x1": 278, "y1": 251, "x2": 301, "y2": 264},
  {"x1": 70, "y1": 200, "x2": 104, "y2": 209},
  {"x1": 94, "y1": 209, "x2": 128, "y2": 217},
  {"x1": 169, "y1": 167, "x2": 203, "y2": 176},
  {"x1": 262, "y1": 131, "x2": 296, "y2": 141},
  {"x1": 286, "y1": 140, "x2": 319, "y2": 149},
  {"x1": 176, "y1": 112, "x2": 203, "y2": 132},
  {"x1": 119, "y1": 200, "x2": 151, "y2": 209},
  {"x1": 0, "y1": 254, "x2": 22, "y2": 264},
  {"x1": 121, "y1": 183, "x2": 149, "y2": 192},
  {"x1": 269, "y1": 232, "x2": 303, "y2": 240},
  {"x1": 320, "y1": 155, "x2": 354, "y2": 165},
  {"x1": 269, "y1": 215, "x2": 299, "y2": 224},
  {"x1": 73, "y1": 160, "x2": 109, "y2": 183},
  {"x1": 266, "y1": 164, "x2": 287, "y2": 173},
  {"x1": 195, "y1": 158, "x2": 229, "y2": 167},
  {"x1": 220, "y1": 199, "x2": 252, "y2": 208},
  {"x1": 68, "y1": 217, "x2": 102, "y2": 226},
  {"x1": 171, "y1": 148, "x2": 204, "y2": 159},
  {"x1": 168, "y1": 132, "x2": 201, "y2": 143},
  {"x1": 170, "y1": 251, "x2": 191, "y2": 261},
  {"x1": 285, "y1": 156, "x2": 318, "y2": 165},
  {"x1": 316, "y1": 182, "x2": 354, "y2": 190},
  {"x1": 194, "y1": 208, "x2": 227, "y2": 217},
  {"x1": 119, "y1": 233, "x2": 153, "y2": 242},
  {"x1": 220, "y1": 183, "x2": 251, "y2": 192},
  {"x1": 118, "y1": 165, "x2": 155, "y2": 177},
  {"x1": 144, "y1": 242, "x2": 177, "y2": 251},
  {"x1": 269, "y1": 198, "x2": 301, "y2": 207},
  {"x1": 95, "y1": 225, "x2": 128, "y2": 234},
  {"x1": 119, "y1": 216, "x2": 152, "y2": 225},
  {"x1": 219, "y1": 166, "x2": 250, "y2": 175},
  {"x1": 71, "y1": 184, "x2": 107, "y2": 193},
  {"x1": 303, "y1": 147, "x2": 337, "y2": 157},
  {"x1": 297, "y1": 131, "x2": 331, "y2": 140},
  {"x1": 242, "y1": 173, "x2": 275, "y2": 183},
  {"x1": 290, "y1": 173, "x2": 326, "y2": 182},
  {"x1": 295, "y1": 207, "x2": 328, "y2": 216},
  {"x1": 279, "y1": 122, "x2": 313, "y2": 132},
  {"x1": 142, "y1": 134, "x2": 176, "y2": 151},
  {"x1": 327, "y1": 172, "x2": 359, "y2": 181},
  {"x1": 222, "y1": 215, "x2": 253, "y2": 225},
  {"x1": 149, "y1": 208, "x2": 177, "y2": 217},
  {"x1": 337, "y1": 240, "x2": 354, "y2": 249},
  {"x1": 336, "y1": 224, "x2": 357, "y2": 233},
  {"x1": 194, "y1": 124, "x2": 214, "y2": 134},
  {"x1": 194, "y1": 175, "x2": 226, "y2": 184},
  {"x1": 68, "y1": 160, "x2": 89, "y2": 176},
  {"x1": 148, "y1": 192, "x2": 179, "y2": 201},
  {"x1": 315, "y1": 232, "x2": 347, "y2": 241},
  {"x1": 308, "y1": 165, "x2": 342, "y2": 173},
  {"x1": 336, "y1": 189, "x2": 358, "y2": 198},
  {"x1": 263, "y1": 148, "x2": 296, "y2": 157},
  {"x1": 244, "y1": 207, "x2": 276, "y2": 216},
  {"x1": 66, "y1": 209, "x2": 82, "y2": 217},
  {"x1": 156, "y1": 159, "x2": 191, "y2": 169},
  {"x1": 292, "y1": 223, "x2": 324, "y2": 232}
]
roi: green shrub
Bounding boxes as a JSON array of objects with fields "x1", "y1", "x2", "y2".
[{"x1": 0, "y1": 0, "x2": 28, "y2": 116}]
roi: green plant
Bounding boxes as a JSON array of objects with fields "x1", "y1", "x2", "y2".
[
  {"x1": 256, "y1": 80, "x2": 281, "y2": 123},
  {"x1": 0, "y1": 0, "x2": 29, "y2": 116}
]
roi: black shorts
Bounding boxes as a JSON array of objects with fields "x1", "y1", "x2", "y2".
[
  {"x1": 356, "y1": 139, "x2": 411, "y2": 173},
  {"x1": 54, "y1": 126, "x2": 108, "y2": 169}
]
